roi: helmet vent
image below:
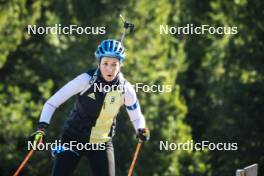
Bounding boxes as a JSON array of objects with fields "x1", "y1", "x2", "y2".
[
  {"x1": 109, "y1": 41, "x2": 113, "y2": 51},
  {"x1": 99, "y1": 47, "x2": 105, "y2": 54}
]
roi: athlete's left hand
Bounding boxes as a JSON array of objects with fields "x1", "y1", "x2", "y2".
[{"x1": 136, "y1": 128, "x2": 150, "y2": 142}]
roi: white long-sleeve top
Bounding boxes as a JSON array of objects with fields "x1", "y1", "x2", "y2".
[{"x1": 39, "y1": 73, "x2": 145, "y2": 131}]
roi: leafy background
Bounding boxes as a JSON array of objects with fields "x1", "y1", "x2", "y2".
[{"x1": 0, "y1": 0, "x2": 263, "y2": 175}]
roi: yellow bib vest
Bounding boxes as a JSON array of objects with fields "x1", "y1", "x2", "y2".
[{"x1": 90, "y1": 90, "x2": 123, "y2": 143}]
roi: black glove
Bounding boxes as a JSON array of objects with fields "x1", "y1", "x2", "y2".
[
  {"x1": 29, "y1": 122, "x2": 49, "y2": 147},
  {"x1": 136, "y1": 128, "x2": 150, "y2": 142}
]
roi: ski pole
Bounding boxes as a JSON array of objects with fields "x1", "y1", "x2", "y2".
[
  {"x1": 13, "y1": 136, "x2": 43, "y2": 176},
  {"x1": 128, "y1": 141, "x2": 142, "y2": 176},
  {"x1": 12, "y1": 149, "x2": 34, "y2": 176},
  {"x1": 119, "y1": 14, "x2": 135, "y2": 44}
]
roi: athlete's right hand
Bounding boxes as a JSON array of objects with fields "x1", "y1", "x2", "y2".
[{"x1": 29, "y1": 122, "x2": 49, "y2": 147}]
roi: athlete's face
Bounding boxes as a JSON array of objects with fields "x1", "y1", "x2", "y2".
[{"x1": 99, "y1": 57, "x2": 121, "y2": 82}]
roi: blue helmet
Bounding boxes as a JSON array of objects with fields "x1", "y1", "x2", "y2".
[{"x1": 95, "y1": 39, "x2": 125, "y2": 61}]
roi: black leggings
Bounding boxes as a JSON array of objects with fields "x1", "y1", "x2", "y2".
[{"x1": 52, "y1": 135, "x2": 115, "y2": 176}]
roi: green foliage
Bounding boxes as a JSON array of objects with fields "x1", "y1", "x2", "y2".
[
  {"x1": 178, "y1": 0, "x2": 264, "y2": 175},
  {"x1": 114, "y1": 1, "x2": 211, "y2": 175},
  {"x1": 0, "y1": 0, "x2": 263, "y2": 175}
]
